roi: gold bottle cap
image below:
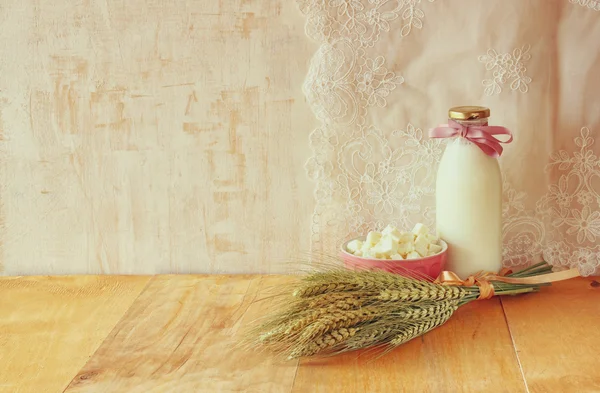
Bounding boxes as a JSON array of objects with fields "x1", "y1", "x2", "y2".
[{"x1": 448, "y1": 106, "x2": 490, "y2": 120}]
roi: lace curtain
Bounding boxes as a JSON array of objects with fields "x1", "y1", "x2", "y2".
[{"x1": 297, "y1": 0, "x2": 600, "y2": 275}]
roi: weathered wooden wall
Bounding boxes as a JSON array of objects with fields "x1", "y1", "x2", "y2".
[{"x1": 0, "y1": 1, "x2": 316, "y2": 274}]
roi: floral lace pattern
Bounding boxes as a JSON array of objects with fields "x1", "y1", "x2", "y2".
[
  {"x1": 297, "y1": 0, "x2": 599, "y2": 276},
  {"x1": 298, "y1": 0, "x2": 437, "y2": 45},
  {"x1": 477, "y1": 128, "x2": 600, "y2": 275},
  {"x1": 397, "y1": 0, "x2": 436, "y2": 37},
  {"x1": 501, "y1": 177, "x2": 545, "y2": 267},
  {"x1": 298, "y1": 0, "x2": 439, "y2": 255},
  {"x1": 478, "y1": 45, "x2": 532, "y2": 96},
  {"x1": 356, "y1": 56, "x2": 404, "y2": 107},
  {"x1": 570, "y1": 0, "x2": 600, "y2": 11},
  {"x1": 536, "y1": 128, "x2": 600, "y2": 275}
]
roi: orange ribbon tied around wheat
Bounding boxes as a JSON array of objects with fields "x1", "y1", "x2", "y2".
[{"x1": 434, "y1": 267, "x2": 581, "y2": 300}]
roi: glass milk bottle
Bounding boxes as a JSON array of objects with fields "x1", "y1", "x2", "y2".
[{"x1": 430, "y1": 106, "x2": 512, "y2": 278}]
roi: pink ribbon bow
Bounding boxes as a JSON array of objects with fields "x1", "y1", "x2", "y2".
[{"x1": 429, "y1": 120, "x2": 513, "y2": 158}]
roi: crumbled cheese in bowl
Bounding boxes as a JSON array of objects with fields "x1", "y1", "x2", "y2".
[{"x1": 346, "y1": 224, "x2": 443, "y2": 260}]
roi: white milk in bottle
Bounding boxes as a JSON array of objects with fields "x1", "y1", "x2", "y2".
[{"x1": 430, "y1": 106, "x2": 512, "y2": 278}]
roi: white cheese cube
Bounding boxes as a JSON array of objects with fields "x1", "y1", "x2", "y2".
[
  {"x1": 396, "y1": 241, "x2": 414, "y2": 255},
  {"x1": 363, "y1": 249, "x2": 377, "y2": 258},
  {"x1": 414, "y1": 234, "x2": 429, "y2": 257},
  {"x1": 396, "y1": 231, "x2": 414, "y2": 244},
  {"x1": 382, "y1": 226, "x2": 404, "y2": 243},
  {"x1": 347, "y1": 239, "x2": 363, "y2": 253},
  {"x1": 428, "y1": 243, "x2": 443, "y2": 255},
  {"x1": 412, "y1": 223, "x2": 429, "y2": 237},
  {"x1": 381, "y1": 224, "x2": 397, "y2": 235},
  {"x1": 365, "y1": 231, "x2": 382, "y2": 245},
  {"x1": 390, "y1": 253, "x2": 404, "y2": 260},
  {"x1": 426, "y1": 234, "x2": 439, "y2": 244},
  {"x1": 372, "y1": 235, "x2": 398, "y2": 256},
  {"x1": 406, "y1": 251, "x2": 421, "y2": 259}
]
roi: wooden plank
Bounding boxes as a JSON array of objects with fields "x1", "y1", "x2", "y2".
[
  {"x1": 0, "y1": 275, "x2": 151, "y2": 393},
  {"x1": 64, "y1": 275, "x2": 299, "y2": 393},
  {"x1": 501, "y1": 277, "x2": 600, "y2": 393},
  {"x1": 291, "y1": 298, "x2": 527, "y2": 393}
]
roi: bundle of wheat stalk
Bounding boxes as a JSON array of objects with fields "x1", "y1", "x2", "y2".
[{"x1": 246, "y1": 262, "x2": 559, "y2": 360}]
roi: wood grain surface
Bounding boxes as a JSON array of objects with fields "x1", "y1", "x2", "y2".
[
  {"x1": 3, "y1": 275, "x2": 599, "y2": 393},
  {"x1": 0, "y1": 0, "x2": 315, "y2": 275},
  {"x1": 0, "y1": 275, "x2": 151, "y2": 393},
  {"x1": 501, "y1": 277, "x2": 600, "y2": 393},
  {"x1": 64, "y1": 275, "x2": 299, "y2": 393},
  {"x1": 65, "y1": 275, "x2": 530, "y2": 393}
]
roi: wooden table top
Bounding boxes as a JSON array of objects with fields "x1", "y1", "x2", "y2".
[{"x1": 1, "y1": 274, "x2": 599, "y2": 393}]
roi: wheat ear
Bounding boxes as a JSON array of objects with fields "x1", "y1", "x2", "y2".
[
  {"x1": 378, "y1": 286, "x2": 466, "y2": 302},
  {"x1": 390, "y1": 306, "x2": 457, "y2": 346},
  {"x1": 343, "y1": 300, "x2": 459, "y2": 350},
  {"x1": 300, "y1": 307, "x2": 382, "y2": 340},
  {"x1": 289, "y1": 327, "x2": 358, "y2": 359}
]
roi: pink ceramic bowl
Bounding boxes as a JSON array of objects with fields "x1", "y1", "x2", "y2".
[{"x1": 340, "y1": 237, "x2": 448, "y2": 279}]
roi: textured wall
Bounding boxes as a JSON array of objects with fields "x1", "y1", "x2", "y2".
[{"x1": 0, "y1": 1, "x2": 316, "y2": 274}]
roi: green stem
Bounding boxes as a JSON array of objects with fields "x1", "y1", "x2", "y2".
[
  {"x1": 494, "y1": 287, "x2": 539, "y2": 296},
  {"x1": 508, "y1": 262, "x2": 553, "y2": 278},
  {"x1": 518, "y1": 267, "x2": 553, "y2": 277},
  {"x1": 458, "y1": 285, "x2": 540, "y2": 306},
  {"x1": 456, "y1": 262, "x2": 554, "y2": 306}
]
